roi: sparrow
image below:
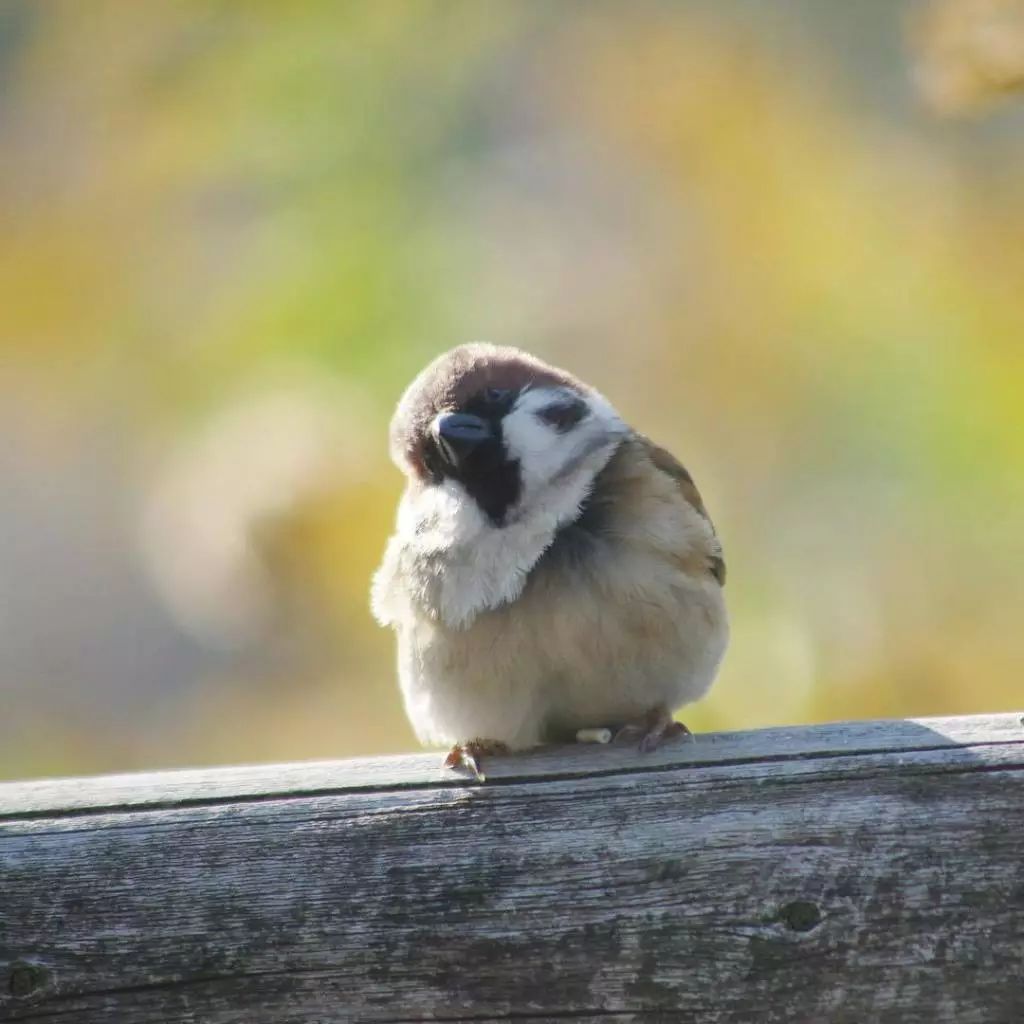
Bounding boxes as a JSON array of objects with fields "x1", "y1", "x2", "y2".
[{"x1": 372, "y1": 343, "x2": 728, "y2": 779}]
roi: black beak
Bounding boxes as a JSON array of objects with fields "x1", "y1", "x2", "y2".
[{"x1": 434, "y1": 412, "x2": 492, "y2": 466}]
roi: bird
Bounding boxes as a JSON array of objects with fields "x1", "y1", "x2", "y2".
[{"x1": 372, "y1": 343, "x2": 728, "y2": 779}]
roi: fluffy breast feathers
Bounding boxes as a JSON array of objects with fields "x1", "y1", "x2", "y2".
[{"x1": 372, "y1": 433, "x2": 725, "y2": 632}]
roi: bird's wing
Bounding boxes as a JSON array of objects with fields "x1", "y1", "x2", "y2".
[{"x1": 638, "y1": 437, "x2": 726, "y2": 586}]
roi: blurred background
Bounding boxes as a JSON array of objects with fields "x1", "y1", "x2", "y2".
[{"x1": 2, "y1": 0, "x2": 1023, "y2": 781}]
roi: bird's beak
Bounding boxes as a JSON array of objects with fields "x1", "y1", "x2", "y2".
[{"x1": 433, "y1": 412, "x2": 492, "y2": 466}]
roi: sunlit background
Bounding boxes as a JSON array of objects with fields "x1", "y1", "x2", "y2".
[{"x1": 2, "y1": 0, "x2": 1023, "y2": 780}]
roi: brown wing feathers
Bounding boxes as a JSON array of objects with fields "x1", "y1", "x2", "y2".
[{"x1": 640, "y1": 438, "x2": 726, "y2": 586}]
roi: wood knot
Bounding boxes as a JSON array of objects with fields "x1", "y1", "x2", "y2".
[
  {"x1": 8, "y1": 961, "x2": 51, "y2": 999},
  {"x1": 778, "y1": 900, "x2": 822, "y2": 932}
]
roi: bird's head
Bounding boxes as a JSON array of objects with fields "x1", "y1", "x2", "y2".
[{"x1": 390, "y1": 343, "x2": 625, "y2": 528}]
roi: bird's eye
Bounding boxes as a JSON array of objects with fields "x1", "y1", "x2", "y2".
[
  {"x1": 484, "y1": 387, "x2": 511, "y2": 405},
  {"x1": 537, "y1": 396, "x2": 587, "y2": 431}
]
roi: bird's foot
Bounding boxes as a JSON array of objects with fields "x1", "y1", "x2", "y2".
[
  {"x1": 614, "y1": 706, "x2": 693, "y2": 753},
  {"x1": 443, "y1": 739, "x2": 510, "y2": 782}
]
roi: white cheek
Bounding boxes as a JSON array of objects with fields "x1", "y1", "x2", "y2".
[
  {"x1": 585, "y1": 390, "x2": 625, "y2": 436},
  {"x1": 500, "y1": 403, "x2": 563, "y2": 494},
  {"x1": 502, "y1": 388, "x2": 625, "y2": 498}
]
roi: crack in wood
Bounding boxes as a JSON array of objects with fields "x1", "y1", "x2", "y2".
[{"x1": 3, "y1": 737, "x2": 1024, "y2": 827}]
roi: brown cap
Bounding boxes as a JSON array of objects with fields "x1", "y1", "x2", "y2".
[{"x1": 390, "y1": 343, "x2": 587, "y2": 479}]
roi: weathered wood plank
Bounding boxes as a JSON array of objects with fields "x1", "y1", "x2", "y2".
[
  {"x1": 2, "y1": 712, "x2": 1020, "y2": 816},
  {"x1": 1, "y1": 713, "x2": 1023, "y2": 1023}
]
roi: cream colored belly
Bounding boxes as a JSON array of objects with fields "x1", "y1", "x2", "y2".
[{"x1": 398, "y1": 572, "x2": 728, "y2": 750}]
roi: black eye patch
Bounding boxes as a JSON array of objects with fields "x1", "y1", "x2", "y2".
[{"x1": 536, "y1": 395, "x2": 588, "y2": 432}]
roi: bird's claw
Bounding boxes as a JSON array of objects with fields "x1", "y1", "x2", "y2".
[
  {"x1": 614, "y1": 707, "x2": 693, "y2": 753},
  {"x1": 443, "y1": 740, "x2": 510, "y2": 782}
]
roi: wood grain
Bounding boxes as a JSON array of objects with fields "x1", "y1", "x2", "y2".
[{"x1": 1, "y1": 713, "x2": 1023, "y2": 1023}]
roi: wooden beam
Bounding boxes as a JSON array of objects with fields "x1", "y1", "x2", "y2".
[{"x1": 1, "y1": 712, "x2": 1023, "y2": 1022}]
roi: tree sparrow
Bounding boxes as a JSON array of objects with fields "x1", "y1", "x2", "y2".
[{"x1": 372, "y1": 344, "x2": 728, "y2": 778}]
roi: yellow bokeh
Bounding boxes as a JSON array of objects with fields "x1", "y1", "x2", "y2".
[{"x1": 1, "y1": 2, "x2": 1021, "y2": 779}]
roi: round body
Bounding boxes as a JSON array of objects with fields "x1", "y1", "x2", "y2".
[{"x1": 396, "y1": 542, "x2": 728, "y2": 749}]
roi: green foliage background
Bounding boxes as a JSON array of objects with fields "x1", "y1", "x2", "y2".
[{"x1": 1, "y1": 1, "x2": 1022, "y2": 779}]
